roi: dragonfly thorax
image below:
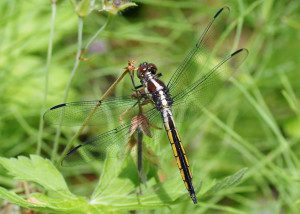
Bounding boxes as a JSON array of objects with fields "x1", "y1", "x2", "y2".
[{"x1": 136, "y1": 62, "x2": 173, "y2": 110}]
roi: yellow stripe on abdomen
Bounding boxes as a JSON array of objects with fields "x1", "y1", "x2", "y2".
[{"x1": 166, "y1": 128, "x2": 193, "y2": 188}]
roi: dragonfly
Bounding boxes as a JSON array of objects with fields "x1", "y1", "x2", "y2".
[{"x1": 44, "y1": 6, "x2": 248, "y2": 204}]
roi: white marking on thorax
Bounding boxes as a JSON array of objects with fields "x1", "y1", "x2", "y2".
[
  {"x1": 146, "y1": 75, "x2": 169, "y2": 107},
  {"x1": 147, "y1": 75, "x2": 164, "y2": 90}
]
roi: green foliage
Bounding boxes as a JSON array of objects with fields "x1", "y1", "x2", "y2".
[
  {"x1": 202, "y1": 168, "x2": 248, "y2": 198},
  {"x1": 0, "y1": 156, "x2": 246, "y2": 213},
  {"x1": 0, "y1": 156, "x2": 85, "y2": 213},
  {"x1": 0, "y1": 0, "x2": 300, "y2": 213},
  {"x1": 0, "y1": 156, "x2": 72, "y2": 197}
]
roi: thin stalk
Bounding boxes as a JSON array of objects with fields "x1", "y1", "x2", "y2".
[
  {"x1": 137, "y1": 128, "x2": 145, "y2": 184},
  {"x1": 128, "y1": 70, "x2": 146, "y2": 185},
  {"x1": 84, "y1": 15, "x2": 111, "y2": 50},
  {"x1": 136, "y1": 127, "x2": 147, "y2": 195},
  {"x1": 55, "y1": 16, "x2": 115, "y2": 163},
  {"x1": 232, "y1": 10, "x2": 243, "y2": 53},
  {"x1": 51, "y1": 17, "x2": 84, "y2": 161},
  {"x1": 37, "y1": 1, "x2": 56, "y2": 155},
  {"x1": 59, "y1": 66, "x2": 130, "y2": 163}
]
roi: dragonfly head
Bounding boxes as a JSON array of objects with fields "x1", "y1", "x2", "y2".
[{"x1": 137, "y1": 62, "x2": 157, "y2": 80}]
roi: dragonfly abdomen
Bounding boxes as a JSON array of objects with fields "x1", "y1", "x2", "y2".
[{"x1": 161, "y1": 108, "x2": 197, "y2": 204}]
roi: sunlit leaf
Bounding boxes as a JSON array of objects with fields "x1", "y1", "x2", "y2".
[
  {"x1": 0, "y1": 155, "x2": 74, "y2": 198},
  {"x1": 0, "y1": 187, "x2": 44, "y2": 209}
]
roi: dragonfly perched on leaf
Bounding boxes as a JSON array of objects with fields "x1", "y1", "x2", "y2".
[{"x1": 44, "y1": 6, "x2": 248, "y2": 204}]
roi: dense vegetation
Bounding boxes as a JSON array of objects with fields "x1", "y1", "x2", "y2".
[{"x1": 0, "y1": 0, "x2": 299, "y2": 213}]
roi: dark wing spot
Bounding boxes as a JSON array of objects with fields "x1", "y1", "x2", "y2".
[{"x1": 50, "y1": 103, "x2": 66, "y2": 110}]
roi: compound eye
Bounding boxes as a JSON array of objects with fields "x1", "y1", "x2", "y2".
[
  {"x1": 137, "y1": 65, "x2": 146, "y2": 79},
  {"x1": 148, "y1": 64, "x2": 157, "y2": 74}
]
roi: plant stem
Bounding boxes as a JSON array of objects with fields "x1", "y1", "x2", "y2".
[
  {"x1": 37, "y1": 1, "x2": 56, "y2": 155},
  {"x1": 58, "y1": 15, "x2": 134, "y2": 163},
  {"x1": 51, "y1": 17, "x2": 84, "y2": 161},
  {"x1": 59, "y1": 67, "x2": 129, "y2": 163},
  {"x1": 137, "y1": 128, "x2": 147, "y2": 186},
  {"x1": 128, "y1": 67, "x2": 147, "y2": 186},
  {"x1": 84, "y1": 15, "x2": 111, "y2": 50}
]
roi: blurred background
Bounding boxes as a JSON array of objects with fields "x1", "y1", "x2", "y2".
[{"x1": 0, "y1": 0, "x2": 300, "y2": 213}]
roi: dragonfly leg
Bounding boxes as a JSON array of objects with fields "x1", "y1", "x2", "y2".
[
  {"x1": 134, "y1": 85, "x2": 143, "y2": 89},
  {"x1": 137, "y1": 129, "x2": 147, "y2": 186},
  {"x1": 131, "y1": 88, "x2": 148, "y2": 100},
  {"x1": 149, "y1": 123, "x2": 162, "y2": 130}
]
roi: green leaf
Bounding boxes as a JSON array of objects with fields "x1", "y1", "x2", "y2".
[
  {"x1": 0, "y1": 154, "x2": 185, "y2": 212},
  {"x1": 0, "y1": 187, "x2": 89, "y2": 213},
  {"x1": 203, "y1": 168, "x2": 248, "y2": 198},
  {"x1": 0, "y1": 155, "x2": 74, "y2": 198},
  {"x1": 90, "y1": 154, "x2": 183, "y2": 209},
  {"x1": 30, "y1": 193, "x2": 89, "y2": 213},
  {"x1": 0, "y1": 155, "x2": 247, "y2": 212},
  {"x1": 91, "y1": 176, "x2": 185, "y2": 210},
  {"x1": 92, "y1": 155, "x2": 135, "y2": 199},
  {"x1": 0, "y1": 186, "x2": 44, "y2": 209},
  {"x1": 0, "y1": 155, "x2": 89, "y2": 213}
]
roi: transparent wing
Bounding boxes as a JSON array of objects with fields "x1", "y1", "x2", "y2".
[
  {"x1": 43, "y1": 98, "x2": 139, "y2": 128},
  {"x1": 167, "y1": 6, "x2": 230, "y2": 97},
  {"x1": 62, "y1": 107, "x2": 160, "y2": 166},
  {"x1": 172, "y1": 49, "x2": 249, "y2": 109}
]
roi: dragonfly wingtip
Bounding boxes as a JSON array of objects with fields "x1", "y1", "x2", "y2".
[
  {"x1": 67, "y1": 145, "x2": 83, "y2": 156},
  {"x1": 231, "y1": 48, "x2": 249, "y2": 57},
  {"x1": 214, "y1": 6, "x2": 230, "y2": 18}
]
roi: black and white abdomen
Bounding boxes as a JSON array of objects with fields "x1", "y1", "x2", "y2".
[{"x1": 150, "y1": 89, "x2": 173, "y2": 111}]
